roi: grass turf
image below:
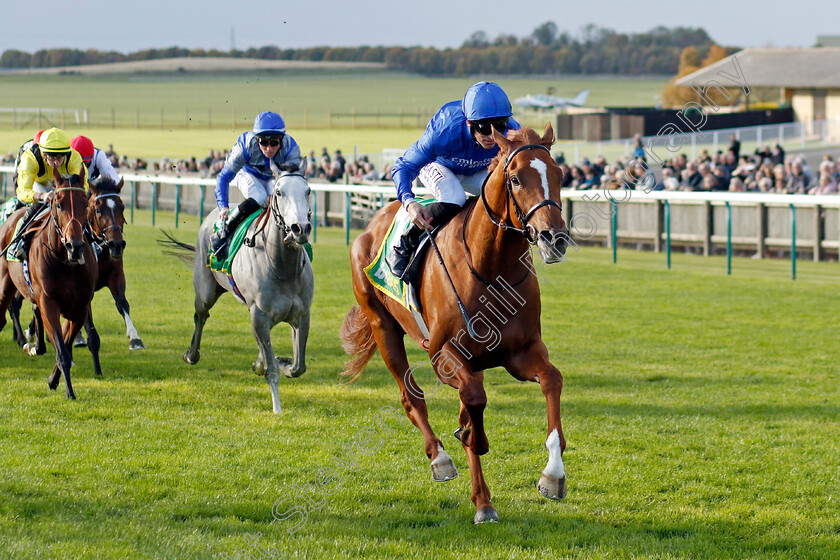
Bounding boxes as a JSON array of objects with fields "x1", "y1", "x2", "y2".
[{"x1": 0, "y1": 211, "x2": 838, "y2": 559}]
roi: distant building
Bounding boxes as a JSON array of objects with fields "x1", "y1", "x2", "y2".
[
  {"x1": 816, "y1": 35, "x2": 840, "y2": 47},
  {"x1": 676, "y1": 47, "x2": 840, "y2": 123}
]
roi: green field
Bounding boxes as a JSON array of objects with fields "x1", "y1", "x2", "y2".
[
  {"x1": 0, "y1": 71, "x2": 667, "y2": 161},
  {"x1": 1, "y1": 210, "x2": 838, "y2": 559}
]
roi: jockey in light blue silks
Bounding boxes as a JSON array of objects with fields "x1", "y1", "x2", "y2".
[
  {"x1": 387, "y1": 81, "x2": 520, "y2": 278},
  {"x1": 211, "y1": 111, "x2": 303, "y2": 259}
]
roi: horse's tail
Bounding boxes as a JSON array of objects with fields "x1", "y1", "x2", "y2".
[
  {"x1": 157, "y1": 229, "x2": 196, "y2": 267},
  {"x1": 339, "y1": 305, "x2": 377, "y2": 383}
]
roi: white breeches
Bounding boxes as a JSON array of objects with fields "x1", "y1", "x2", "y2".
[
  {"x1": 418, "y1": 163, "x2": 488, "y2": 206},
  {"x1": 232, "y1": 171, "x2": 273, "y2": 207}
]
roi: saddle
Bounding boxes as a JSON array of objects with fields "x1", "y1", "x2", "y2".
[
  {"x1": 364, "y1": 200, "x2": 440, "y2": 341},
  {"x1": 206, "y1": 210, "x2": 314, "y2": 274},
  {"x1": 206, "y1": 210, "x2": 264, "y2": 274},
  {"x1": 5, "y1": 206, "x2": 50, "y2": 263}
]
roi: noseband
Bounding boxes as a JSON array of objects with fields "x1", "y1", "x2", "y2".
[{"x1": 480, "y1": 144, "x2": 562, "y2": 243}]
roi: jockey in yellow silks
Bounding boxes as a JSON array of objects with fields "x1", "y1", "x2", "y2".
[{"x1": 7, "y1": 127, "x2": 89, "y2": 260}]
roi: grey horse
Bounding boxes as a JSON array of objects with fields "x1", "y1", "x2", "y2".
[{"x1": 179, "y1": 162, "x2": 314, "y2": 413}]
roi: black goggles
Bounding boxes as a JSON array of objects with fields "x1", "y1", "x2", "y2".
[
  {"x1": 258, "y1": 135, "x2": 284, "y2": 147},
  {"x1": 471, "y1": 118, "x2": 509, "y2": 136}
]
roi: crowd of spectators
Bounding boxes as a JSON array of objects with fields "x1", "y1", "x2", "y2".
[
  {"x1": 2, "y1": 134, "x2": 836, "y2": 196},
  {"x1": 559, "y1": 134, "x2": 839, "y2": 196}
]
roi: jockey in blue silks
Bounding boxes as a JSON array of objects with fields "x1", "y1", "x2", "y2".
[
  {"x1": 211, "y1": 111, "x2": 303, "y2": 258},
  {"x1": 387, "y1": 81, "x2": 520, "y2": 278}
]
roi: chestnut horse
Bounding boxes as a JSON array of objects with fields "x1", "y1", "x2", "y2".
[
  {"x1": 0, "y1": 166, "x2": 97, "y2": 399},
  {"x1": 341, "y1": 124, "x2": 570, "y2": 524}
]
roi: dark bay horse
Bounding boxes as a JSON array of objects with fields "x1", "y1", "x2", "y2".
[
  {"x1": 84, "y1": 177, "x2": 145, "y2": 350},
  {"x1": 341, "y1": 124, "x2": 570, "y2": 524},
  {"x1": 0, "y1": 166, "x2": 97, "y2": 399}
]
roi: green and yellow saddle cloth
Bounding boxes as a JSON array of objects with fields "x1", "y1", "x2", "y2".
[{"x1": 364, "y1": 198, "x2": 436, "y2": 314}]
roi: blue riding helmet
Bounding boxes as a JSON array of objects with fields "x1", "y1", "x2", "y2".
[
  {"x1": 253, "y1": 111, "x2": 286, "y2": 136},
  {"x1": 462, "y1": 82, "x2": 512, "y2": 121}
]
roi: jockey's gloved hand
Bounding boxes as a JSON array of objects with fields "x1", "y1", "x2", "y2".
[{"x1": 219, "y1": 206, "x2": 230, "y2": 222}]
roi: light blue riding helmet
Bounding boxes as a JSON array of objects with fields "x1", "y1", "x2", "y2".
[
  {"x1": 253, "y1": 111, "x2": 286, "y2": 136},
  {"x1": 462, "y1": 82, "x2": 512, "y2": 121}
]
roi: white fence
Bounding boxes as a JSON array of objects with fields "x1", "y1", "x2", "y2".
[{"x1": 3, "y1": 166, "x2": 840, "y2": 261}]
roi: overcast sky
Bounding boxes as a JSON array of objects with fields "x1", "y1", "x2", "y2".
[{"x1": 3, "y1": 0, "x2": 835, "y2": 55}]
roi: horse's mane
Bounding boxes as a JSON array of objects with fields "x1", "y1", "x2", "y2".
[
  {"x1": 90, "y1": 177, "x2": 121, "y2": 195},
  {"x1": 488, "y1": 127, "x2": 553, "y2": 173}
]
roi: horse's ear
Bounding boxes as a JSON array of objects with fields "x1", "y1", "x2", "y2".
[
  {"x1": 270, "y1": 160, "x2": 282, "y2": 178},
  {"x1": 298, "y1": 157, "x2": 308, "y2": 175},
  {"x1": 541, "y1": 122, "x2": 555, "y2": 147},
  {"x1": 117, "y1": 177, "x2": 125, "y2": 192},
  {"x1": 493, "y1": 127, "x2": 512, "y2": 155},
  {"x1": 79, "y1": 163, "x2": 86, "y2": 186}
]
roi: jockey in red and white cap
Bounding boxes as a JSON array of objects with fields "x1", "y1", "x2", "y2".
[{"x1": 70, "y1": 135, "x2": 121, "y2": 184}]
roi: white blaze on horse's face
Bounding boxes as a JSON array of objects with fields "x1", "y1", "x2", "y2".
[
  {"x1": 273, "y1": 174, "x2": 312, "y2": 245},
  {"x1": 530, "y1": 158, "x2": 550, "y2": 200}
]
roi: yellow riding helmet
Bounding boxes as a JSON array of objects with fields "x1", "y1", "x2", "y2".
[{"x1": 39, "y1": 127, "x2": 71, "y2": 154}]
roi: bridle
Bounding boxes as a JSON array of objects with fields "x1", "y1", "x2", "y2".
[
  {"x1": 89, "y1": 192, "x2": 124, "y2": 244},
  {"x1": 51, "y1": 186, "x2": 88, "y2": 250},
  {"x1": 462, "y1": 143, "x2": 564, "y2": 289},
  {"x1": 246, "y1": 172, "x2": 312, "y2": 248},
  {"x1": 479, "y1": 143, "x2": 562, "y2": 244},
  {"x1": 270, "y1": 173, "x2": 312, "y2": 239}
]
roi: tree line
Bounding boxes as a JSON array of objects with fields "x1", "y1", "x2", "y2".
[{"x1": 0, "y1": 22, "x2": 725, "y2": 76}]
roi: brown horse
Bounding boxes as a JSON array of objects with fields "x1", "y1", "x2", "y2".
[
  {"x1": 0, "y1": 166, "x2": 97, "y2": 399},
  {"x1": 341, "y1": 124, "x2": 570, "y2": 524},
  {"x1": 11, "y1": 177, "x2": 143, "y2": 369}
]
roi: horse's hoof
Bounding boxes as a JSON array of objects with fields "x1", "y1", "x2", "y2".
[
  {"x1": 275, "y1": 356, "x2": 303, "y2": 378},
  {"x1": 129, "y1": 339, "x2": 146, "y2": 350},
  {"x1": 183, "y1": 350, "x2": 199, "y2": 365},
  {"x1": 23, "y1": 343, "x2": 38, "y2": 356},
  {"x1": 66, "y1": 393, "x2": 76, "y2": 400},
  {"x1": 430, "y1": 452, "x2": 458, "y2": 482},
  {"x1": 252, "y1": 359, "x2": 266, "y2": 375},
  {"x1": 454, "y1": 427, "x2": 471, "y2": 443},
  {"x1": 474, "y1": 507, "x2": 499, "y2": 524},
  {"x1": 537, "y1": 474, "x2": 567, "y2": 500},
  {"x1": 73, "y1": 335, "x2": 87, "y2": 348}
]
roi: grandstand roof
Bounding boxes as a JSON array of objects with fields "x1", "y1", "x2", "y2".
[{"x1": 676, "y1": 48, "x2": 840, "y2": 89}]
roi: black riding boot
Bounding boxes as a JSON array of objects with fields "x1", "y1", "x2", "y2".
[
  {"x1": 386, "y1": 202, "x2": 462, "y2": 278},
  {"x1": 7, "y1": 201, "x2": 45, "y2": 260},
  {"x1": 210, "y1": 197, "x2": 261, "y2": 260}
]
